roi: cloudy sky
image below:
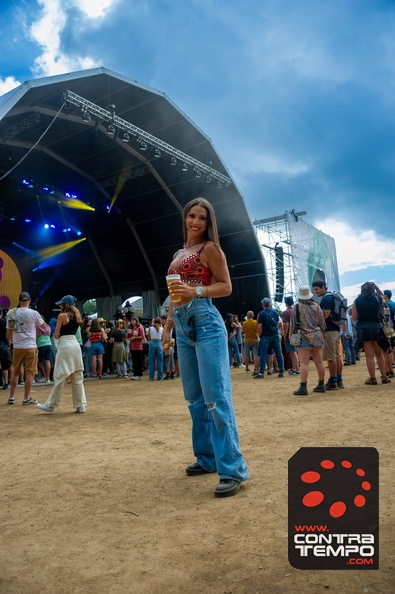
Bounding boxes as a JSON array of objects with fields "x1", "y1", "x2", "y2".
[{"x1": 1, "y1": 0, "x2": 394, "y2": 302}]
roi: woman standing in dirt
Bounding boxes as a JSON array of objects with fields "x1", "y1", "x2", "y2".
[
  {"x1": 352, "y1": 281, "x2": 391, "y2": 385},
  {"x1": 162, "y1": 197, "x2": 248, "y2": 498},
  {"x1": 128, "y1": 316, "x2": 145, "y2": 380},
  {"x1": 289, "y1": 285, "x2": 326, "y2": 396},
  {"x1": 87, "y1": 318, "x2": 107, "y2": 378},
  {"x1": 36, "y1": 295, "x2": 87, "y2": 413}
]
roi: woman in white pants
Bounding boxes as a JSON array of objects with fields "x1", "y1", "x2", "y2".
[{"x1": 36, "y1": 295, "x2": 87, "y2": 413}]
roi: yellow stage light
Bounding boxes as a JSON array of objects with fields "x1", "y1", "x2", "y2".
[{"x1": 36, "y1": 238, "x2": 86, "y2": 260}]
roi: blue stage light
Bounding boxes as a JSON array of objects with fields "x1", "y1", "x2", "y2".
[
  {"x1": 44, "y1": 224, "x2": 49, "y2": 229},
  {"x1": 76, "y1": 231, "x2": 82, "y2": 236},
  {"x1": 25, "y1": 219, "x2": 31, "y2": 223}
]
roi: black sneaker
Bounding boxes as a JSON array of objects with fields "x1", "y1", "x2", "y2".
[
  {"x1": 186, "y1": 463, "x2": 215, "y2": 476},
  {"x1": 253, "y1": 373, "x2": 264, "y2": 379},
  {"x1": 313, "y1": 384, "x2": 326, "y2": 393},
  {"x1": 325, "y1": 381, "x2": 338, "y2": 391},
  {"x1": 337, "y1": 380, "x2": 345, "y2": 389},
  {"x1": 22, "y1": 397, "x2": 38, "y2": 405},
  {"x1": 214, "y1": 479, "x2": 241, "y2": 498}
]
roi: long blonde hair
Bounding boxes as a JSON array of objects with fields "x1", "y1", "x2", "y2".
[{"x1": 60, "y1": 303, "x2": 82, "y2": 325}]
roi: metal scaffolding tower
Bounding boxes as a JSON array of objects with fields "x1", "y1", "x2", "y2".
[{"x1": 253, "y1": 210, "x2": 307, "y2": 306}]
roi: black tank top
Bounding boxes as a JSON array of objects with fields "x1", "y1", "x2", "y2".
[{"x1": 59, "y1": 317, "x2": 79, "y2": 336}]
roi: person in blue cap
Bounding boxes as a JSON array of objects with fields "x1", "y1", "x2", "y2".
[{"x1": 36, "y1": 295, "x2": 87, "y2": 414}]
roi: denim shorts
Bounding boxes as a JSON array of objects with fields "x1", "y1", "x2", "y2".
[
  {"x1": 285, "y1": 338, "x2": 297, "y2": 353},
  {"x1": 243, "y1": 341, "x2": 259, "y2": 358},
  {"x1": 38, "y1": 345, "x2": 53, "y2": 362},
  {"x1": 358, "y1": 322, "x2": 382, "y2": 343},
  {"x1": 90, "y1": 342, "x2": 105, "y2": 356}
]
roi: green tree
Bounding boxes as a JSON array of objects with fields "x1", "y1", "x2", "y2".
[{"x1": 83, "y1": 299, "x2": 97, "y2": 316}]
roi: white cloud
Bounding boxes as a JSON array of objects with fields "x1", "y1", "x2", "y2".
[
  {"x1": 0, "y1": 76, "x2": 21, "y2": 95},
  {"x1": 29, "y1": 0, "x2": 118, "y2": 77},
  {"x1": 313, "y1": 219, "x2": 395, "y2": 275},
  {"x1": 233, "y1": 148, "x2": 311, "y2": 177},
  {"x1": 78, "y1": 0, "x2": 119, "y2": 19}
]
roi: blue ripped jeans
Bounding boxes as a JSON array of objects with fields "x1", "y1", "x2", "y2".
[
  {"x1": 148, "y1": 340, "x2": 163, "y2": 380},
  {"x1": 173, "y1": 298, "x2": 249, "y2": 482},
  {"x1": 258, "y1": 335, "x2": 284, "y2": 374},
  {"x1": 228, "y1": 335, "x2": 241, "y2": 366}
]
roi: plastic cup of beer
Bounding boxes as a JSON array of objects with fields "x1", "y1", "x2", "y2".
[{"x1": 166, "y1": 274, "x2": 181, "y2": 302}]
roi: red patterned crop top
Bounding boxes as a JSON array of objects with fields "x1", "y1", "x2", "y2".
[{"x1": 168, "y1": 242, "x2": 212, "y2": 286}]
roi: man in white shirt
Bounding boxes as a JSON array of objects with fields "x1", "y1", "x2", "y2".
[{"x1": 6, "y1": 292, "x2": 46, "y2": 404}]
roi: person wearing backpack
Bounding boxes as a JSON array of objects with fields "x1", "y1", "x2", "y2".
[
  {"x1": 254, "y1": 298, "x2": 285, "y2": 379},
  {"x1": 312, "y1": 280, "x2": 344, "y2": 390},
  {"x1": 290, "y1": 286, "x2": 326, "y2": 396}
]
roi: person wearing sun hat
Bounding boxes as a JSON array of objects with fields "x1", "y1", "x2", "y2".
[
  {"x1": 289, "y1": 285, "x2": 326, "y2": 396},
  {"x1": 36, "y1": 295, "x2": 87, "y2": 414}
]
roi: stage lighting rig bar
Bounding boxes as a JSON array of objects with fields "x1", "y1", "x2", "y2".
[{"x1": 63, "y1": 90, "x2": 232, "y2": 186}]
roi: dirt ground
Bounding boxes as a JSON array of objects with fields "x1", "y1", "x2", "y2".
[{"x1": 1, "y1": 357, "x2": 394, "y2": 594}]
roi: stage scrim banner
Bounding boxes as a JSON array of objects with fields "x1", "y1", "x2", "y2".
[{"x1": 286, "y1": 214, "x2": 340, "y2": 292}]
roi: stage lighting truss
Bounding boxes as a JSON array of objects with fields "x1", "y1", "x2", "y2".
[{"x1": 62, "y1": 90, "x2": 232, "y2": 187}]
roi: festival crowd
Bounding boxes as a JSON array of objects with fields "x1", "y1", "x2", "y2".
[{"x1": 1, "y1": 197, "x2": 393, "y2": 499}]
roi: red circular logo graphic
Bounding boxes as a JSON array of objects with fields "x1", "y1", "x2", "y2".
[{"x1": 300, "y1": 459, "x2": 372, "y2": 518}]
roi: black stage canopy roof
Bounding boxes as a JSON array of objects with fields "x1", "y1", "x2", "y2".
[{"x1": 0, "y1": 67, "x2": 269, "y2": 314}]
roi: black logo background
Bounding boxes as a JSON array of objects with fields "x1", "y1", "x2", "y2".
[{"x1": 288, "y1": 447, "x2": 379, "y2": 570}]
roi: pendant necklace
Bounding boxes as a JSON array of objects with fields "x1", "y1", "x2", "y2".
[{"x1": 183, "y1": 240, "x2": 203, "y2": 249}]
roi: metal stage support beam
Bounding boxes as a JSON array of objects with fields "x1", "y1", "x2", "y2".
[{"x1": 253, "y1": 210, "x2": 307, "y2": 306}]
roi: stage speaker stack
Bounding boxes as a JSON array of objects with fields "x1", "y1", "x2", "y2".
[{"x1": 274, "y1": 245, "x2": 284, "y2": 302}]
